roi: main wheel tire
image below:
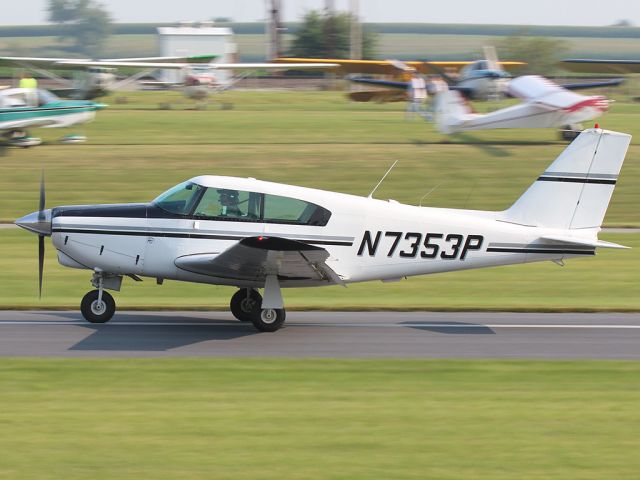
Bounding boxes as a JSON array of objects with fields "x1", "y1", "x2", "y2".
[
  {"x1": 251, "y1": 308, "x2": 286, "y2": 332},
  {"x1": 230, "y1": 289, "x2": 262, "y2": 322},
  {"x1": 80, "y1": 290, "x2": 116, "y2": 323}
]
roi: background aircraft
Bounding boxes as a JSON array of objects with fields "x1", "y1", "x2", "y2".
[
  {"x1": 0, "y1": 54, "x2": 217, "y2": 99},
  {"x1": 347, "y1": 48, "x2": 624, "y2": 103},
  {"x1": 277, "y1": 52, "x2": 525, "y2": 102},
  {"x1": 0, "y1": 55, "x2": 337, "y2": 102},
  {"x1": 15, "y1": 128, "x2": 630, "y2": 331},
  {"x1": 434, "y1": 75, "x2": 610, "y2": 139},
  {"x1": 0, "y1": 87, "x2": 105, "y2": 146}
]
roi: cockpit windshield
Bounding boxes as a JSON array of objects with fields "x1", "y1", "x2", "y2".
[{"x1": 153, "y1": 181, "x2": 205, "y2": 215}]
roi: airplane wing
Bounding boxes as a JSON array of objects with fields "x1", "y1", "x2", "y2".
[
  {"x1": 349, "y1": 76, "x2": 473, "y2": 95},
  {"x1": 0, "y1": 55, "x2": 218, "y2": 70},
  {"x1": 174, "y1": 236, "x2": 343, "y2": 284},
  {"x1": 276, "y1": 57, "x2": 525, "y2": 75},
  {"x1": 562, "y1": 59, "x2": 640, "y2": 74},
  {"x1": 560, "y1": 78, "x2": 625, "y2": 90},
  {"x1": 102, "y1": 54, "x2": 217, "y2": 64}
]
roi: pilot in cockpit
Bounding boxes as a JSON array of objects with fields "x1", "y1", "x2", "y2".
[{"x1": 218, "y1": 189, "x2": 243, "y2": 217}]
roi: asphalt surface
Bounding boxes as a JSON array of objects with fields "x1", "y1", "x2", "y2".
[{"x1": 0, "y1": 310, "x2": 639, "y2": 359}]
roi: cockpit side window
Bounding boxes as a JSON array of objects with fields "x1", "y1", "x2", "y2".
[
  {"x1": 156, "y1": 183, "x2": 332, "y2": 226},
  {"x1": 153, "y1": 181, "x2": 204, "y2": 216},
  {"x1": 193, "y1": 188, "x2": 262, "y2": 222}
]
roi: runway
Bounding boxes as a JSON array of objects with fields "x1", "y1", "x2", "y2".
[{"x1": 0, "y1": 310, "x2": 639, "y2": 358}]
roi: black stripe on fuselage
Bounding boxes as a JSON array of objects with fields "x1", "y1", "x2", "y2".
[
  {"x1": 51, "y1": 228, "x2": 354, "y2": 247},
  {"x1": 487, "y1": 247, "x2": 595, "y2": 255},
  {"x1": 537, "y1": 176, "x2": 616, "y2": 185}
]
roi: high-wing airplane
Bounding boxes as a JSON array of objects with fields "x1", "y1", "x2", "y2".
[
  {"x1": 0, "y1": 55, "x2": 218, "y2": 100},
  {"x1": 348, "y1": 48, "x2": 623, "y2": 103},
  {"x1": 277, "y1": 51, "x2": 526, "y2": 102},
  {"x1": 0, "y1": 55, "x2": 336, "y2": 101},
  {"x1": 16, "y1": 127, "x2": 630, "y2": 331},
  {"x1": 0, "y1": 87, "x2": 105, "y2": 146},
  {"x1": 435, "y1": 75, "x2": 611, "y2": 139}
]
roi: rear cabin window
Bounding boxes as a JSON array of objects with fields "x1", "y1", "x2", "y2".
[{"x1": 190, "y1": 188, "x2": 331, "y2": 226}]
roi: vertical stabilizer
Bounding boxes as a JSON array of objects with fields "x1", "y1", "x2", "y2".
[
  {"x1": 503, "y1": 128, "x2": 631, "y2": 229},
  {"x1": 434, "y1": 90, "x2": 474, "y2": 134}
]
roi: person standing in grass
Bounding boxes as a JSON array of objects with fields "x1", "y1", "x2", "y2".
[
  {"x1": 406, "y1": 72, "x2": 427, "y2": 120},
  {"x1": 18, "y1": 72, "x2": 38, "y2": 107}
]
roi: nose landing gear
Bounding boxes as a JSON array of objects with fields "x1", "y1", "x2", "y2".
[{"x1": 80, "y1": 270, "x2": 121, "y2": 323}]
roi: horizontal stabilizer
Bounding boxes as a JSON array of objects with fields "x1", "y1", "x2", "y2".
[{"x1": 541, "y1": 235, "x2": 630, "y2": 249}]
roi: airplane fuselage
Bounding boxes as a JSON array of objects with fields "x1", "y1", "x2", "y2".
[{"x1": 48, "y1": 179, "x2": 593, "y2": 289}]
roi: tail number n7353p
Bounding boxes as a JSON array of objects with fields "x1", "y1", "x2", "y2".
[{"x1": 357, "y1": 231, "x2": 484, "y2": 260}]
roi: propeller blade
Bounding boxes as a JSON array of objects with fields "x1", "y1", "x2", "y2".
[
  {"x1": 38, "y1": 234, "x2": 45, "y2": 299},
  {"x1": 38, "y1": 171, "x2": 46, "y2": 221}
]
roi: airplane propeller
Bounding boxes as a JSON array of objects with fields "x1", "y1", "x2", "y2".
[{"x1": 37, "y1": 172, "x2": 46, "y2": 299}]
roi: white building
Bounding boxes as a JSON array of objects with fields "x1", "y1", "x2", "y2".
[{"x1": 157, "y1": 23, "x2": 238, "y2": 84}]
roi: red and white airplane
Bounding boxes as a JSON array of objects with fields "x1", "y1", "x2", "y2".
[{"x1": 435, "y1": 75, "x2": 611, "y2": 140}]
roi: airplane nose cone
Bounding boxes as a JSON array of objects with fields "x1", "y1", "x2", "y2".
[
  {"x1": 15, "y1": 209, "x2": 52, "y2": 236},
  {"x1": 93, "y1": 103, "x2": 108, "y2": 110}
]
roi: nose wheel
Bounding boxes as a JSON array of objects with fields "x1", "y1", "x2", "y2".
[{"x1": 80, "y1": 289, "x2": 116, "y2": 323}]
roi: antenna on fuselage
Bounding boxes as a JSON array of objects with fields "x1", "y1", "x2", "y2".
[
  {"x1": 419, "y1": 181, "x2": 444, "y2": 207},
  {"x1": 367, "y1": 160, "x2": 398, "y2": 199}
]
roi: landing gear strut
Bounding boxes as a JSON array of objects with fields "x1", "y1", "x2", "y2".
[
  {"x1": 80, "y1": 271, "x2": 120, "y2": 323},
  {"x1": 231, "y1": 276, "x2": 287, "y2": 332}
]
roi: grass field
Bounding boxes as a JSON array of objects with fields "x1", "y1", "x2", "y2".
[
  {"x1": 0, "y1": 359, "x2": 639, "y2": 479},
  {"x1": 1, "y1": 90, "x2": 638, "y2": 310}
]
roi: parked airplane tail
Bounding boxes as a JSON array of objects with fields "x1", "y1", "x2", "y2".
[
  {"x1": 434, "y1": 90, "x2": 473, "y2": 134},
  {"x1": 503, "y1": 128, "x2": 631, "y2": 230}
]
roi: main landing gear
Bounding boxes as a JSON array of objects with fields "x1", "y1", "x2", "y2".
[
  {"x1": 559, "y1": 124, "x2": 584, "y2": 142},
  {"x1": 77, "y1": 271, "x2": 287, "y2": 332},
  {"x1": 230, "y1": 276, "x2": 286, "y2": 332}
]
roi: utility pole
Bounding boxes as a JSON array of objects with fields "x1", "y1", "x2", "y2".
[
  {"x1": 266, "y1": 0, "x2": 283, "y2": 60},
  {"x1": 324, "y1": 0, "x2": 336, "y2": 58},
  {"x1": 350, "y1": 0, "x2": 362, "y2": 59}
]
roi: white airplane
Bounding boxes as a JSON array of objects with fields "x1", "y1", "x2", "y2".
[
  {"x1": 0, "y1": 55, "x2": 336, "y2": 101},
  {"x1": 435, "y1": 75, "x2": 611, "y2": 140},
  {"x1": 15, "y1": 127, "x2": 630, "y2": 331}
]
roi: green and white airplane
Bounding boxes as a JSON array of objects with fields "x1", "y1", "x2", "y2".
[{"x1": 0, "y1": 87, "x2": 105, "y2": 147}]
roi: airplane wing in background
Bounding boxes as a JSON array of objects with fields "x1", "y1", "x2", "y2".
[
  {"x1": 174, "y1": 236, "x2": 344, "y2": 284},
  {"x1": 562, "y1": 59, "x2": 640, "y2": 74},
  {"x1": 0, "y1": 55, "x2": 218, "y2": 70},
  {"x1": 560, "y1": 78, "x2": 625, "y2": 90},
  {"x1": 276, "y1": 57, "x2": 525, "y2": 75}
]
